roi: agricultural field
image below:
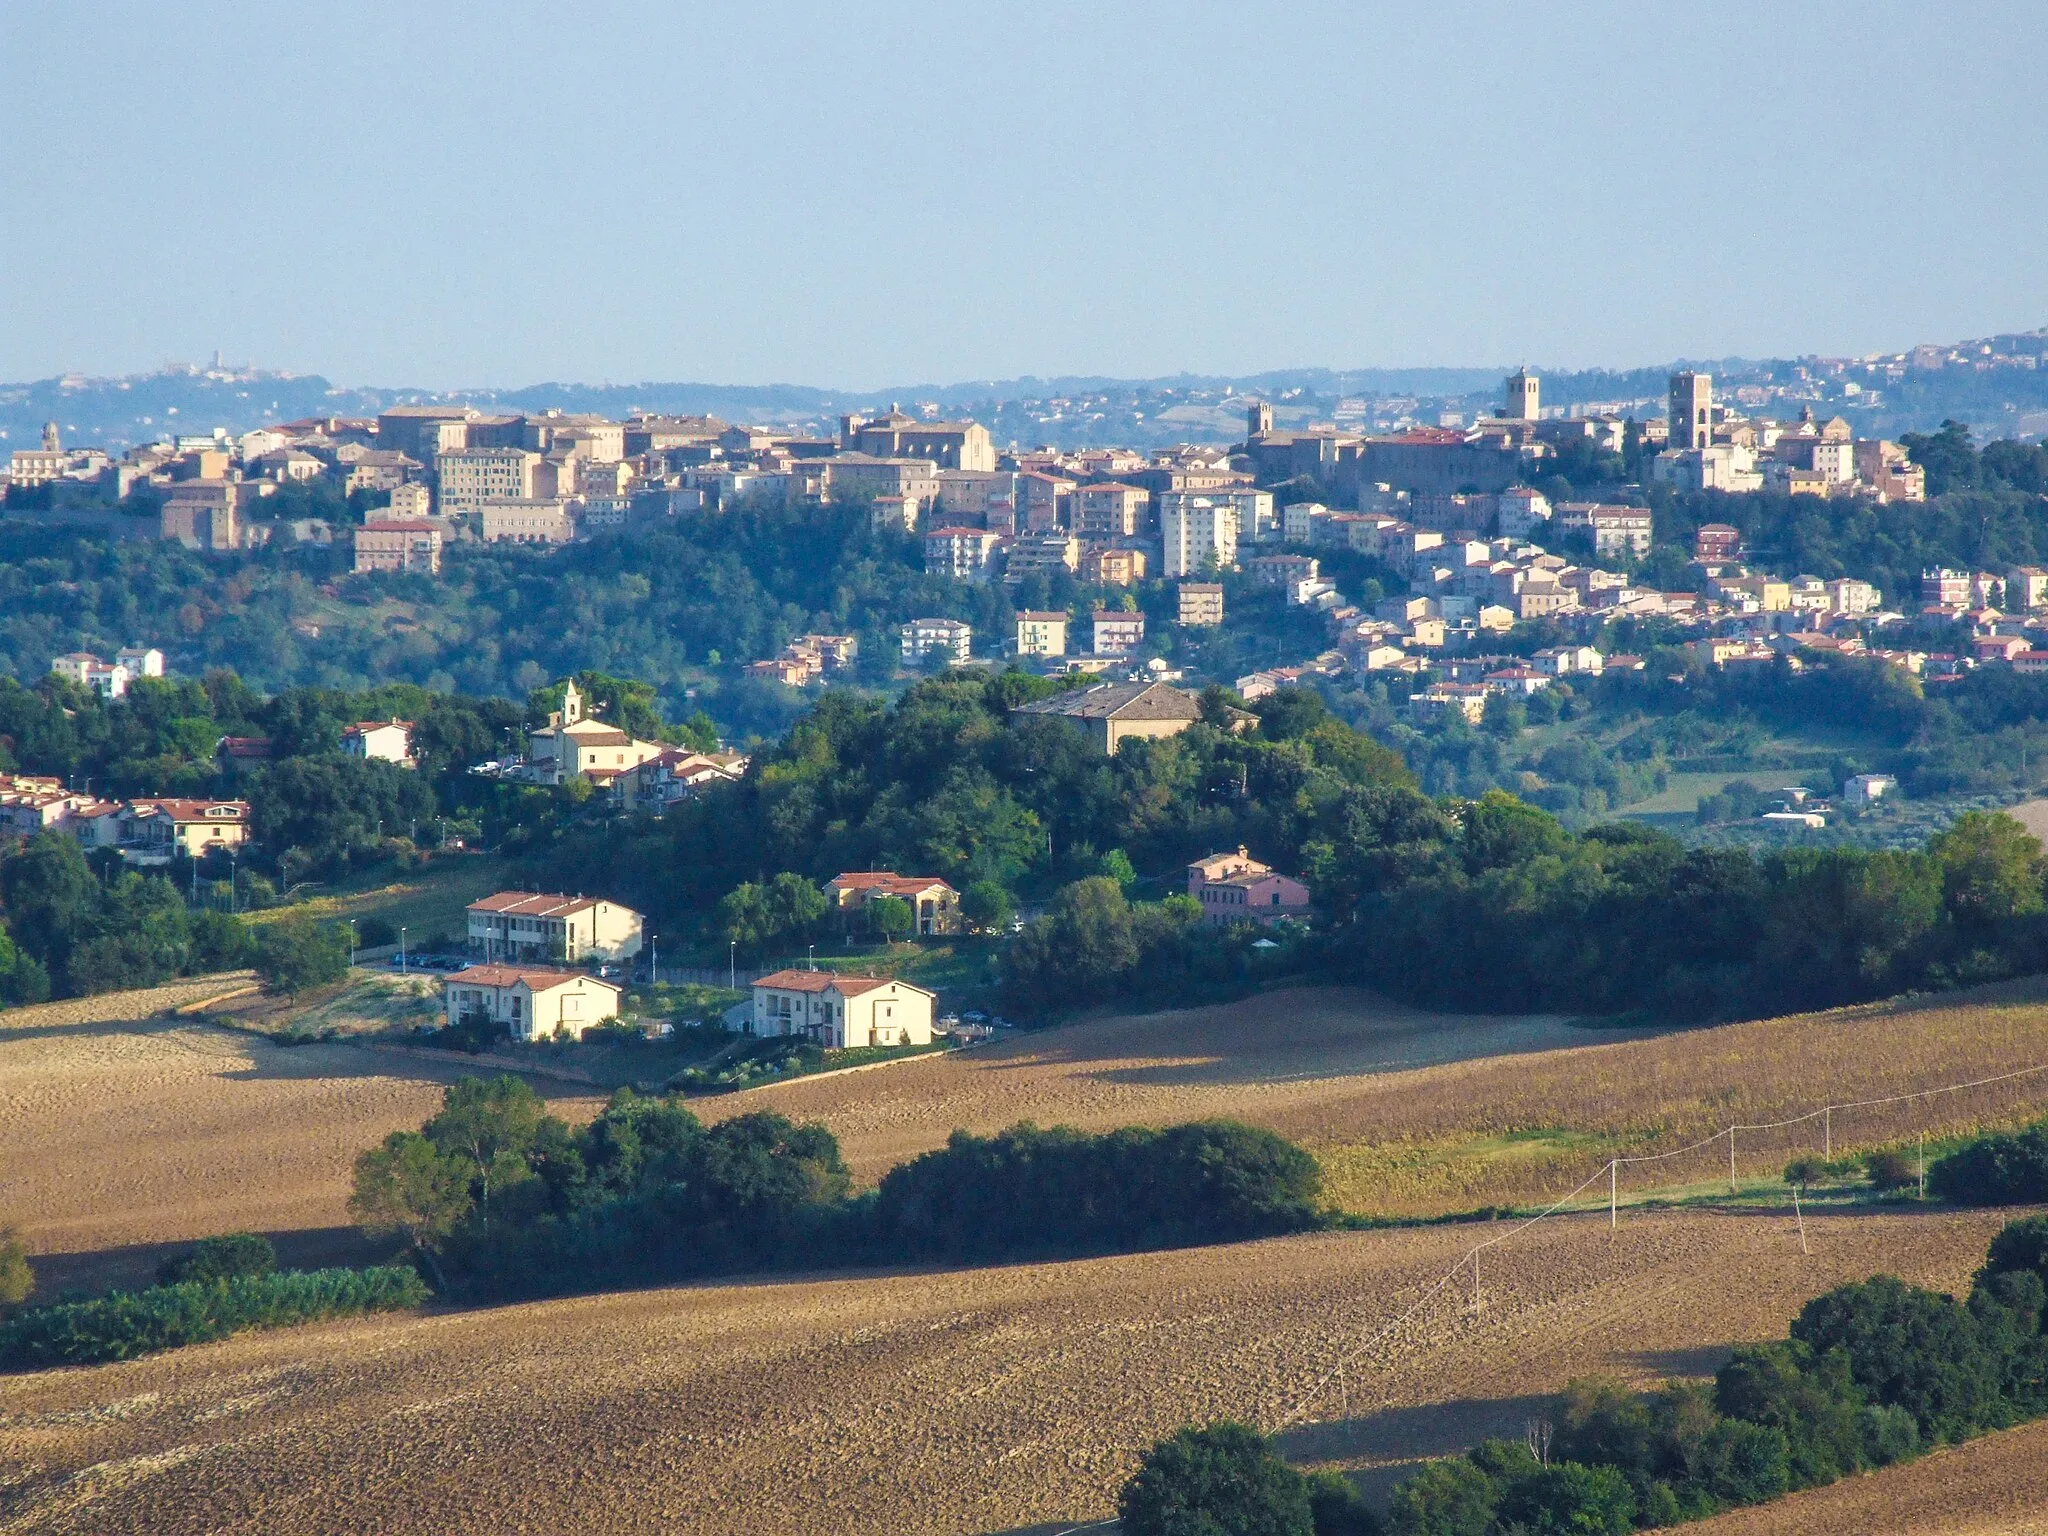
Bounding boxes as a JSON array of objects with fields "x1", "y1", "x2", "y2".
[
  {"x1": 0, "y1": 1206, "x2": 2019, "y2": 1535},
  {"x1": 0, "y1": 979, "x2": 602, "y2": 1295},
  {"x1": 704, "y1": 980, "x2": 2048, "y2": 1213},
  {"x1": 1673, "y1": 1416, "x2": 2048, "y2": 1534}
]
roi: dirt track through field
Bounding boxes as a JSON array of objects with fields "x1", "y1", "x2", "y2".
[
  {"x1": 0, "y1": 1206, "x2": 2022, "y2": 1535},
  {"x1": 0, "y1": 980, "x2": 602, "y2": 1291}
]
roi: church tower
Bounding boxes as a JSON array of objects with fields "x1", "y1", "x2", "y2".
[{"x1": 1505, "y1": 370, "x2": 1539, "y2": 421}]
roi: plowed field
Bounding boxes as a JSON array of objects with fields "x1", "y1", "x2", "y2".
[
  {"x1": 0, "y1": 1207, "x2": 2021, "y2": 1535},
  {"x1": 708, "y1": 981, "x2": 2048, "y2": 1213},
  {"x1": 0, "y1": 980, "x2": 601, "y2": 1292}
]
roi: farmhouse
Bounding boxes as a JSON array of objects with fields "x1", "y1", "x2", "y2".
[
  {"x1": 1009, "y1": 680, "x2": 1254, "y2": 753},
  {"x1": 341, "y1": 718, "x2": 416, "y2": 767},
  {"x1": 750, "y1": 970, "x2": 936, "y2": 1048},
  {"x1": 1186, "y1": 846, "x2": 1312, "y2": 926},
  {"x1": 824, "y1": 872, "x2": 963, "y2": 936},
  {"x1": 442, "y1": 965, "x2": 622, "y2": 1042},
  {"x1": 466, "y1": 891, "x2": 645, "y2": 964}
]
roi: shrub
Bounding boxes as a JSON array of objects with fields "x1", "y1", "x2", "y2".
[
  {"x1": 251, "y1": 917, "x2": 350, "y2": 997},
  {"x1": 0, "y1": 1228, "x2": 32, "y2": 1307},
  {"x1": 872, "y1": 1119, "x2": 1323, "y2": 1261},
  {"x1": 1979, "y1": 1215, "x2": 2048, "y2": 1288},
  {"x1": 357, "y1": 917, "x2": 398, "y2": 949},
  {"x1": 1117, "y1": 1421, "x2": 1313, "y2": 1536},
  {"x1": 1493, "y1": 1461, "x2": 1636, "y2": 1536},
  {"x1": 1858, "y1": 1404, "x2": 1921, "y2": 1466},
  {"x1": 0, "y1": 1266, "x2": 428, "y2": 1370},
  {"x1": 1687, "y1": 1419, "x2": 1790, "y2": 1504},
  {"x1": 1304, "y1": 1471, "x2": 1382, "y2": 1536},
  {"x1": 1865, "y1": 1149, "x2": 1919, "y2": 1191},
  {"x1": 1386, "y1": 1457, "x2": 1498, "y2": 1536},
  {"x1": 1928, "y1": 1123, "x2": 2048, "y2": 1205},
  {"x1": 156, "y1": 1232, "x2": 277, "y2": 1287}
]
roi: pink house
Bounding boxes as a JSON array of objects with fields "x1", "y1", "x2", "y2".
[{"x1": 1186, "y1": 845, "x2": 1311, "y2": 926}]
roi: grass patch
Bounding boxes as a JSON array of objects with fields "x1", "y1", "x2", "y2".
[
  {"x1": 1316, "y1": 1128, "x2": 1617, "y2": 1215},
  {"x1": 243, "y1": 852, "x2": 514, "y2": 945}
]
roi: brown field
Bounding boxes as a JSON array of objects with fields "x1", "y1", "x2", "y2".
[
  {"x1": 0, "y1": 1205, "x2": 2021, "y2": 1535},
  {"x1": 0, "y1": 979, "x2": 602, "y2": 1293},
  {"x1": 1667, "y1": 1416, "x2": 2048, "y2": 1534},
  {"x1": 707, "y1": 981, "x2": 2048, "y2": 1213}
]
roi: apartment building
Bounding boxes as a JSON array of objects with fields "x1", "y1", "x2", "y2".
[
  {"x1": 1177, "y1": 582, "x2": 1225, "y2": 627},
  {"x1": 1003, "y1": 532, "x2": 1080, "y2": 582},
  {"x1": 442, "y1": 965, "x2": 621, "y2": 1042},
  {"x1": 1074, "y1": 482, "x2": 1147, "y2": 538},
  {"x1": 1084, "y1": 547, "x2": 1147, "y2": 586},
  {"x1": 479, "y1": 499, "x2": 574, "y2": 543},
  {"x1": 922, "y1": 526, "x2": 1005, "y2": 582},
  {"x1": 900, "y1": 617, "x2": 973, "y2": 666},
  {"x1": 1091, "y1": 610, "x2": 1146, "y2": 654},
  {"x1": 437, "y1": 447, "x2": 541, "y2": 514},
  {"x1": 1159, "y1": 490, "x2": 1264, "y2": 575},
  {"x1": 1015, "y1": 611, "x2": 1069, "y2": 657},
  {"x1": 353, "y1": 519, "x2": 443, "y2": 574},
  {"x1": 466, "y1": 891, "x2": 645, "y2": 964}
]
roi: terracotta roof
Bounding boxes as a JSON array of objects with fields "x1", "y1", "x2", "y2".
[
  {"x1": 343, "y1": 719, "x2": 413, "y2": 736},
  {"x1": 826, "y1": 872, "x2": 956, "y2": 897},
  {"x1": 753, "y1": 969, "x2": 931, "y2": 999},
  {"x1": 126, "y1": 798, "x2": 248, "y2": 822},
  {"x1": 446, "y1": 964, "x2": 616, "y2": 992},
  {"x1": 468, "y1": 891, "x2": 612, "y2": 918}
]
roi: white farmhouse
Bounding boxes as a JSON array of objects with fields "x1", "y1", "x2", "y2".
[
  {"x1": 342, "y1": 718, "x2": 416, "y2": 766},
  {"x1": 749, "y1": 970, "x2": 935, "y2": 1048},
  {"x1": 442, "y1": 964, "x2": 622, "y2": 1041}
]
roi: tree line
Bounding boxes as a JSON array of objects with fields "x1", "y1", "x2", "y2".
[{"x1": 348, "y1": 1077, "x2": 1328, "y2": 1299}]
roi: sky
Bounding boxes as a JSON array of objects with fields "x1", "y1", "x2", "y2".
[{"x1": 3, "y1": 1, "x2": 2044, "y2": 391}]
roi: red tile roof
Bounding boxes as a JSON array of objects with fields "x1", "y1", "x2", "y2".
[
  {"x1": 447, "y1": 964, "x2": 615, "y2": 991},
  {"x1": 468, "y1": 891, "x2": 607, "y2": 918},
  {"x1": 752, "y1": 970, "x2": 930, "y2": 999}
]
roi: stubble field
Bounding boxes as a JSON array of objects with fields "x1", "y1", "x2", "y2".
[
  {"x1": 710, "y1": 980, "x2": 2048, "y2": 1213},
  {"x1": 0, "y1": 1206, "x2": 2022, "y2": 1535},
  {"x1": 0, "y1": 979, "x2": 601, "y2": 1292}
]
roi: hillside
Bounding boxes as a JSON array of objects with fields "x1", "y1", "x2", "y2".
[
  {"x1": 0, "y1": 1207, "x2": 2017, "y2": 1536},
  {"x1": 702, "y1": 980, "x2": 2048, "y2": 1213}
]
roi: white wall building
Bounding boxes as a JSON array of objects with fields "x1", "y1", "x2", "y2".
[
  {"x1": 749, "y1": 970, "x2": 936, "y2": 1048},
  {"x1": 442, "y1": 965, "x2": 622, "y2": 1041}
]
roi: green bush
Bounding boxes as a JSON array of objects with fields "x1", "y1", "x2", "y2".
[
  {"x1": 156, "y1": 1232, "x2": 277, "y2": 1287},
  {"x1": 251, "y1": 917, "x2": 350, "y2": 997},
  {"x1": 1791, "y1": 1275, "x2": 2008, "y2": 1443},
  {"x1": 1493, "y1": 1461, "x2": 1635, "y2": 1535},
  {"x1": 1387, "y1": 1456, "x2": 1498, "y2": 1536},
  {"x1": 1117, "y1": 1421, "x2": 1313, "y2": 1536},
  {"x1": 358, "y1": 917, "x2": 398, "y2": 949},
  {"x1": 872, "y1": 1119, "x2": 1324, "y2": 1261},
  {"x1": 0, "y1": 1266, "x2": 428, "y2": 1370},
  {"x1": 1865, "y1": 1148, "x2": 1920, "y2": 1191},
  {"x1": 1928, "y1": 1122, "x2": 2048, "y2": 1205}
]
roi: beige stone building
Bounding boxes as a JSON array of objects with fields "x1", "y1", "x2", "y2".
[
  {"x1": 1177, "y1": 582, "x2": 1225, "y2": 626},
  {"x1": 437, "y1": 447, "x2": 540, "y2": 514},
  {"x1": 524, "y1": 680, "x2": 666, "y2": 785},
  {"x1": 479, "y1": 498, "x2": 574, "y2": 543},
  {"x1": 442, "y1": 965, "x2": 622, "y2": 1042},
  {"x1": 843, "y1": 411, "x2": 996, "y2": 472},
  {"x1": 1010, "y1": 680, "x2": 1252, "y2": 753},
  {"x1": 353, "y1": 519, "x2": 443, "y2": 573}
]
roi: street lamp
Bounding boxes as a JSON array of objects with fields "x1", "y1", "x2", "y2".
[
  {"x1": 400, "y1": 927, "x2": 408, "y2": 974},
  {"x1": 348, "y1": 919, "x2": 357, "y2": 968},
  {"x1": 729, "y1": 939, "x2": 736, "y2": 992}
]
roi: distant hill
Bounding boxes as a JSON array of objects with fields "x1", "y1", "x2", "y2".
[{"x1": 5, "y1": 326, "x2": 2044, "y2": 452}]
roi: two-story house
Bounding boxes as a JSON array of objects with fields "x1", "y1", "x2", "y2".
[
  {"x1": 442, "y1": 965, "x2": 621, "y2": 1041},
  {"x1": 749, "y1": 970, "x2": 936, "y2": 1048},
  {"x1": 1186, "y1": 845, "x2": 1312, "y2": 926},
  {"x1": 823, "y1": 872, "x2": 963, "y2": 936},
  {"x1": 466, "y1": 891, "x2": 645, "y2": 964}
]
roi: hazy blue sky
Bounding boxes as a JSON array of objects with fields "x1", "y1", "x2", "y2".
[{"x1": 4, "y1": 1, "x2": 2043, "y2": 389}]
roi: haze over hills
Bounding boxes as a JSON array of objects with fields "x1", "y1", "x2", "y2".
[{"x1": 6, "y1": 325, "x2": 2045, "y2": 454}]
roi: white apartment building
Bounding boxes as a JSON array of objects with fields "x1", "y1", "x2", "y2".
[
  {"x1": 900, "y1": 617, "x2": 973, "y2": 666},
  {"x1": 466, "y1": 891, "x2": 646, "y2": 964},
  {"x1": 749, "y1": 970, "x2": 936, "y2": 1048},
  {"x1": 436, "y1": 447, "x2": 540, "y2": 513},
  {"x1": 442, "y1": 965, "x2": 621, "y2": 1042},
  {"x1": 1160, "y1": 492, "x2": 1242, "y2": 577}
]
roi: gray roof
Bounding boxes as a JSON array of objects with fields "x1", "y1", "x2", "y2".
[{"x1": 1011, "y1": 681, "x2": 1202, "y2": 723}]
